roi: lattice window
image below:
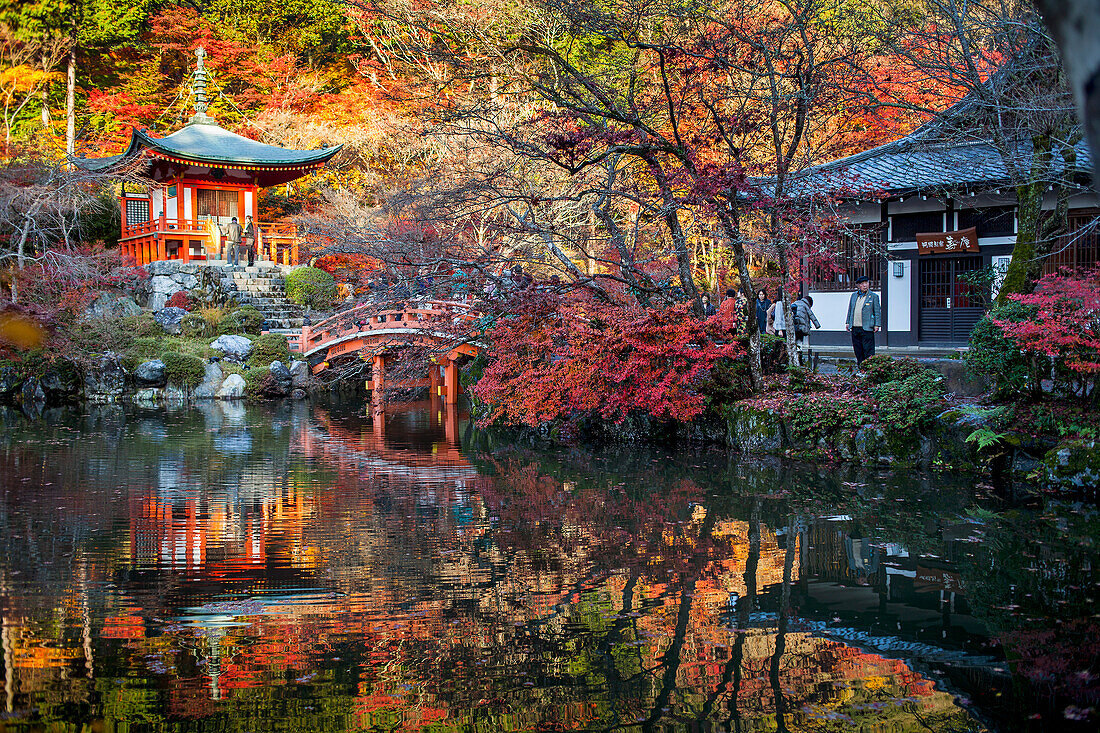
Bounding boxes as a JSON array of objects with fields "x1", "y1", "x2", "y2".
[
  {"x1": 1044, "y1": 209, "x2": 1100, "y2": 275},
  {"x1": 125, "y1": 199, "x2": 149, "y2": 225},
  {"x1": 196, "y1": 189, "x2": 239, "y2": 219},
  {"x1": 957, "y1": 206, "x2": 1015, "y2": 237},
  {"x1": 808, "y1": 226, "x2": 885, "y2": 291},
  {"x1": 890, "y1": 211, "x2": 946, "y2": 242}
]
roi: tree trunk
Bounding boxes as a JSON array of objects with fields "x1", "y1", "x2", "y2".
[
  {"x1": 716, "y1": 209, "x2": 764, "y2": 391},
  {"x1": 998, "y1": 134, "x2": 1055, "y2": 302},
  {"x1": 997, "y1": 180, "x2": 1044, "y2": 303},
  {"x1": 66, "y1": 46, "x2": 75, "y2": 156}
]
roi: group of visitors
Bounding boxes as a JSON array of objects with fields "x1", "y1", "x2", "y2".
[{"x1": 710, "y1": 275, "x2": 881, "y2": 364}]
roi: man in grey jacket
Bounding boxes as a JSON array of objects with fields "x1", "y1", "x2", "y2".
[
  {"x1": 223, "y1": 217, "x2": 243, "y2": 266},
  {"x1": 845, "y1": 276, "x2": 881, "y2": 365}
]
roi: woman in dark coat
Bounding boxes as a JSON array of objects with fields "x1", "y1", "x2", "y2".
[{"x1": 755, "y1": 289, "x2": 772, "y2": 335}]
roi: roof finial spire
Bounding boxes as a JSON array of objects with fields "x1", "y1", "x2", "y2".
[{"x1": 189, "y1": 46, "x2": 216, "y2": 125}]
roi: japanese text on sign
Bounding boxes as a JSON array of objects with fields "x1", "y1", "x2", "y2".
[{"x1": 916, "y1": 227, "x2": 979, "y2": 254}]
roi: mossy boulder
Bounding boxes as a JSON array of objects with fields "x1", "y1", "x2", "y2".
[
  {"x1": 854, "y1": 424, "x2": 896, "y2": 465},
  {"x1": 1042, "y1": 441, "x2": 1100, "y2": 491},
  {"x1": 724, "y1": 404, "x2": 786, "y2": 453}
]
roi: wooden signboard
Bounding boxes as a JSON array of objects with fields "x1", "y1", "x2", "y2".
[{"x1": 916, "y1": 227, "x2": 979, "y2": 254}]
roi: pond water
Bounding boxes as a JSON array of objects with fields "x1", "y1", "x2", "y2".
[{"x1": 0, "y1": 400, "x2": 1095, "y2": 732}]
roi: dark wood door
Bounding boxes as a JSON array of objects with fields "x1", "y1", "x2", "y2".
[{"x1": 918, "y1": 255, "x2": 986, "y2": 344}]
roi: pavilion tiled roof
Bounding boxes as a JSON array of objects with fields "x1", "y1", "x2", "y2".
[{"x1": 78, "y1": 122, "x2": 341, "y2": 171}]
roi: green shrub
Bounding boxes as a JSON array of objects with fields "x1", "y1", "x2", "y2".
[
  {"x1": 179, "y1": 313, "x2": 211, "y2": 338},
  {"x1": 243, "y1": 366, "x2": 282, "y2": 398},
  {"x1": 246, "y1": 333, "x2": 291, "y2": 368},
  {"x1": 285, "y1": 266, "x2": 336, "y2": 309},
  {"x1": 161, "y1": 352, "x2": 206, "y2": 389},
  {"x1": 220, "y1": 306, "x2": 265, "y2": 335},
  {"x1": 118, "y1": 312, "x2": 164, "y2": 338},
  {"x1": 965, "y1": 301, "x2": 1039, "y2": 399},
  {"x1": 861, "y1": 355, "x2": 927, "y2": 384},
  {"x1": 871, "y1": 371, "x2": 947, "y2": 433},
  {"x1": 785, "y1": 393, "x2": 868, "y2": 444}
]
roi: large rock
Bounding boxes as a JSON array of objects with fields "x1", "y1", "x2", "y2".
[
  {"x1": 150, "y1": 275, "x2": 181, "y2": 296},
  {"x1": 854, "y1": 424, "x2": 896, "y2": 465},
  {"x1": 20, "y1": 377, "x2": 45, "y2": 408},
  {"x1": 923, "y1": 358, "x2": 991, "y2": 398},
  {"x1": 135, "y1": 359, "x2": 167, "y2": 387},
  {"x1": 0, "y1": 365, "x2": 23, "y2": 397},
  {"x1": 289, "y1": 360, "x2": 313, "y2": 389},
  {"x1": 132, "y1": 387, "x2": 162, "y2": 404},
  {"x1": 210, "y1": 335, "x2": 253, "y2": 361},
  {"x1": 40, "y1": 361, "x2": 79, "y2": 398},
  {"x1": 725, "y1": 404, "x2": 785, "y2": 453},
  {"x1": 84, "y1": 292, "x2": 141, "y2": 320},
  {"x1": 216, "y1": 373, "x2": 247, "y2": 399},
  {"x1": 1042, "y1": 441, "x2": 1100, "y2": 491},
  {"x1": 192, "y1": 362, "x2": 224, "y2": 399},
  {"x1": 84, "y1": 352, "x2": 127, "y2": 400},
  {"x1": 154, "y1": 307, "x2": 187, "y2": 334},
  {"x1": 270, "y1": 361, "x2": 292, "y2": 384}
]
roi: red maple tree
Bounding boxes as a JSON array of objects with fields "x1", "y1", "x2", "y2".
[{"x1": 471, "y1": 291, "x2": 743, "y2": 426}]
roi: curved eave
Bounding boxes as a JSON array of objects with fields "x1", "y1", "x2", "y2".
[{"x1": 132, "y1": 126, "x2": 342, "y2": 168}]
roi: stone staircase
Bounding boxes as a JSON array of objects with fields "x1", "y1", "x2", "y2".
[{"x1": 215, "y1": 263, "x2": 306, "y2": 333}]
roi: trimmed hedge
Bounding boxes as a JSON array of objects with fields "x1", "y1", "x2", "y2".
[
  {"x1": 247, "y1": 333, "x2": 291, "y2": 369},
  {"x1": 285, "y1": 266, "x2": 336, "y2": 309},
  {"x1": 161, "y1": 352, "x2": 206, "y2": 389}
]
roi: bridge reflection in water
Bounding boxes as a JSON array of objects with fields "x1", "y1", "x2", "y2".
[{"x1": 0, "y1": 402, "x2": 1029, "y2": 731}]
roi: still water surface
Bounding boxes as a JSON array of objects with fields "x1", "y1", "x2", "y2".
[{"x1": 0, "y1": 401, "x2": 1095, "y2": 732}]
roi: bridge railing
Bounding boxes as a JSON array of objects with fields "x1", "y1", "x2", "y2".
[{"x1": 292, "y1": 299, "x2": 486, "y2": 356}]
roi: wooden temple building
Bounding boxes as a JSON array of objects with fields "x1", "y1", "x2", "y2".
[{"x1": 79, "y1": 48, "x2": 341, "y2": 267}]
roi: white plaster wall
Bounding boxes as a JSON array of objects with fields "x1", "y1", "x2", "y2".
[
  {"x1": 805, "y1": 290, "x2": 880, "y2": 331},
  {"x1": 183, "y1": 186, "x2": 193, "y2": 222},
  {"x1": 887, "y1": 262, "x2": 911, "y2": 333},
  {"x1": 166, "y1": 194, "x2": 178, "y2": 219},
  {"x1": 245, "y1": 190, "x2": 254, "y2": 219}
]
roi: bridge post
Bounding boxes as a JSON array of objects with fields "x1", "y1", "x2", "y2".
[
  {"x1": 429, "y1": 362, "x2": 441, "y2": 400},
  {"x1": 372, "y1": 353, "x2": 386, "y2": 397},
  {"x1": 443, "y1": 357, "x2": 459, "y2": 405}
]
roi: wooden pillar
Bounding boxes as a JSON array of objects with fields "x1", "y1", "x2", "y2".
[
  {"x1": 429, "y1": 362, "x2": 441, "y2": 400},
  {"x1": 291, "y1": 238, "x2": 299, "y2": 267},
  {"x1": 372, "y1": 353, "x2": 386, "y2": 395},
  {"x1": 443, "y1": 357, "x2": 459, "y2": 405}
]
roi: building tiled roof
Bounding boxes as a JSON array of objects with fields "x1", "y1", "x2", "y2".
[{"x1": 786, "y1": 134, "x2": 1092, "y2": 198}]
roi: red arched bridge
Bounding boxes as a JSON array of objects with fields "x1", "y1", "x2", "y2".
[{"x1": 284, "y1": 300, "x2": 486, "y2": 404}]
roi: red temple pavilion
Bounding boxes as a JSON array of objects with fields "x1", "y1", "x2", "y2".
[{"x1": 79, "y1": 48, "x2": 341, "y2": 267}]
